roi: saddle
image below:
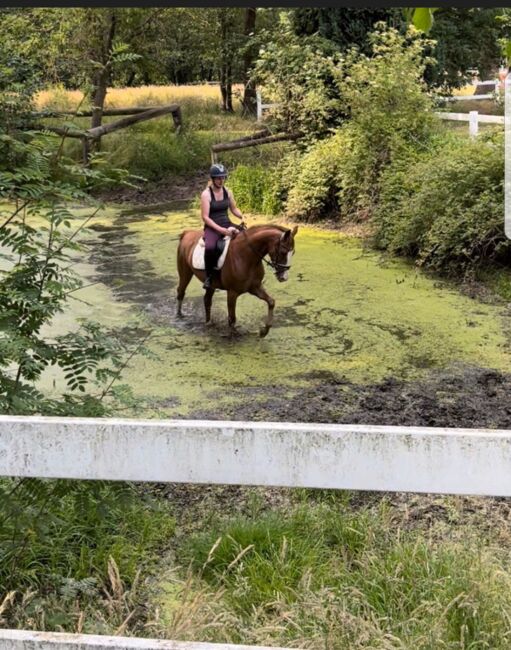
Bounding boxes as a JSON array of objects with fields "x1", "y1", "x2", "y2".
[{"x1": 192, "y1": 235, "x2": 231, "y2": 271}]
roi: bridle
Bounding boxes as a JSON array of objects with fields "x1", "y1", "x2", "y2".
[{"x1": 241, "y1": 227, "x2": 293, "y2": 275}]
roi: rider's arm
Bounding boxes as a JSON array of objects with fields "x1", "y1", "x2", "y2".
[
  {"x1": 201, "y1": 191, "x2": 229, "y2": 235},
  {"x1": 228, "y1": 190, "x2": 244, "y2": 221}
]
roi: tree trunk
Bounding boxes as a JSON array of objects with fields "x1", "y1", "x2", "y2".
[
  {"x1": 219, "y1": 8, "x2": 234, "y2": 113},
  {"x1": 90, "y1": 10, "x2": 117, "y2": 151},
  {"x1": 242, "y1": 8, "x2": 257, "y2": 116}
]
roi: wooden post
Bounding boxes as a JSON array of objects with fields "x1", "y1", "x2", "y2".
[
  {"x1": 469, "y1": 110, "x2": 479, "y2": 137},
  {"x1": 81, "y1": 136, "x2": 90, "y2": 166}
]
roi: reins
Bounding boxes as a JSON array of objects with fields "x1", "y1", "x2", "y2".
[{"x1": 240, "y1": 226, "x2": 291, "y2": 273}]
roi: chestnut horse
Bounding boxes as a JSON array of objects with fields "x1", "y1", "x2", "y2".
[{"x1": 176, "y1": 224, "x2": 298, "y2": 337}]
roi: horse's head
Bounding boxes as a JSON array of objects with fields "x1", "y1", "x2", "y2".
[{"x1": 270, "y1": 225, "x2": 298, "y2": 282}]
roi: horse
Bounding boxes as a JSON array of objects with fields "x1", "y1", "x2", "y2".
[{"x1": 176, "y1": 224, "x2": 298, "y2": 337}]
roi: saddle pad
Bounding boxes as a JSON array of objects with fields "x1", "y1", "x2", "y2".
[{"x1": 192, "y1": 236, "x2": 231, "y2": 270}]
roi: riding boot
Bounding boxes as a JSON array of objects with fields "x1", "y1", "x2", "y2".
[{"x1": 203, "y1": 249, "x2": 217, "y2": 290}]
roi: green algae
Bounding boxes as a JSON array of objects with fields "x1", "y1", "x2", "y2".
[{"x1": 37, "y1": 205, "x2": 511, "y2": 416}]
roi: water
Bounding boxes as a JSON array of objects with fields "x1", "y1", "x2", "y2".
[{"x1": 44, "y1": 204, "x2": 511, "y2": 418}]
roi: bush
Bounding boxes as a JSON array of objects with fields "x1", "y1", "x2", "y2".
[
  {"x1": 285, "y1": 132, "x2": 345, "y2": 220},
  {"x1": 228, "y1": 164, "x2": 282, "y2": 215},
  {"x1": 373, "y1": 131, "x2": 509, "y2": 274},
  {"x1": 280, "y1": 25, "x2": 436, "y2": 222}
]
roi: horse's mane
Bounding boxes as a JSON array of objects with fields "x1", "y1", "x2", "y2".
[{"x1": 246, "y1": 224, "x2": 289, "y2": 233}]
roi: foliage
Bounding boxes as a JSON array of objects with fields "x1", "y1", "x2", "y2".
[
  {"x1": 291, "y1": 8, "x2": 405, "y2": 55},
  {"x1": 425, "y1": 9, "x2": 503, "y2": 89},
  {"x1": 227, "y1": 164, "x2": 281, "y2": 215},
  {"x1": 253, "y1": 13, "x2": 346, "y2": 141},
  {"x1": 284, "y1": 133, "x2": 345, "y2": 219},
  {"x1": 0, "y1": 478, "x2": 175, "y2": 632},
  {"x1": 281, "y1": 25, "x2": 435, "y2": 222},
  {"x1": 179, "y1": 500, "x2": 511, "y2": 648},
  {"x1": 0, "y1": 130, "x2": 135, "y2": 415},
  {"x1": 373, "y1": 130, "x2": 509, "y2": 275}
]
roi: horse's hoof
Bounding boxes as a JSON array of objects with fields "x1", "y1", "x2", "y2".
[{"x1": 259, "y1": 326, "x2": 270, "y2": 338}]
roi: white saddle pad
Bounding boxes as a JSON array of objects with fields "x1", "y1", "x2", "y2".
[{"x1": 192, "y1": 236, "x2": 231, "y2": 270}]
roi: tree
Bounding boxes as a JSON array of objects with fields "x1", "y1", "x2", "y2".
[
  {"x1": 291, "y1": 8, "x2": 404, "y2": 55},
  {"x1": 242, "y1": 7, "x2": 258, "y2": 116}
]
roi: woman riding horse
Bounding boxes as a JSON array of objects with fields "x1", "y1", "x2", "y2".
[{"x1": 201, "y1": 163, "x2": 245, "y2": 290}]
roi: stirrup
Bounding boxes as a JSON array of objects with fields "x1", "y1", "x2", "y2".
[{"x1": 203, "y1": 275, "x2": 213, "y2": 290}]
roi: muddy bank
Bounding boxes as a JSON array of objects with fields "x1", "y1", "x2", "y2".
[
  {"x1": 191, "y1": 364, "x2": 511, "y2": 429},
  {"x1": 98, "y1": 171, "x2": 204, "y2": 205}
]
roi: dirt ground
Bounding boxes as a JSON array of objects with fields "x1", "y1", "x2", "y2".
[{"x1": 99, "y1": 171, "x2": 204, "y2": 205}]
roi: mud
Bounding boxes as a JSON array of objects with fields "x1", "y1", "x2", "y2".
[
  {"x1": 98, "y1": 171, "x2": 204, "y2": 205},
  {"x1": 191, "y1": 364, "x2": 511, "y2": 429}
]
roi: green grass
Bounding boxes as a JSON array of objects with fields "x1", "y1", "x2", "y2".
[
  {"x1": 41, "y1": 97, "x2": 288, "y2": 182},
  {"x1": 0, "y1": 479, "x2": 175, "y2": 634},
  {"x1": 171, "y1": 500, "x2": 511, "y2": 648}
]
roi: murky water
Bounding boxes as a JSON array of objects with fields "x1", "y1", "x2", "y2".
[{"x1": 46, "y1": 205, "x2": 511, "y2": 418}]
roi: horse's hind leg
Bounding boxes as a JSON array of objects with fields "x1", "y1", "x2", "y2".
[
  {"x1": 176, "y1": 263, "x2": 193, "y2": 318},
  {"x1": 250, "y1": 285, "x2": 275, "y2": 338}
]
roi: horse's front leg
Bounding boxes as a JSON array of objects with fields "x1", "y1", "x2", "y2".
[
  {"x1": 204, "y1": 287, "x2": 214, "y2": 323},
  {"x1": 250, "y1": 285, "x2": 275, "y2": 338},
  {"x1": 227, "y1": 290, "x2": 239, "y2": 333}
]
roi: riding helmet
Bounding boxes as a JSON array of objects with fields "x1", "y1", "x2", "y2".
[{"x1": 209, "y1": 163, "x2": 228, "y2": 178}]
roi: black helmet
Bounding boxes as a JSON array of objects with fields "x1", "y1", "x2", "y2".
[{"x1": 209, "y1": 163, "x2": 228, "y2": 178}]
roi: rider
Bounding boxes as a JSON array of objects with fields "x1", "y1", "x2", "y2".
[{"x1": 201, "y1": 163, "x2": 245, "y2": 290}]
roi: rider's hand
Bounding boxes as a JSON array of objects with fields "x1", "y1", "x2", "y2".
[{"x1": 227, "y1": 226, "x2": 238, "y2": 238}]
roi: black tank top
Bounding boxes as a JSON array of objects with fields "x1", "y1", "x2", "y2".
[{"x1": 208, "y1": 187, "x2": 231, "y2": 228}]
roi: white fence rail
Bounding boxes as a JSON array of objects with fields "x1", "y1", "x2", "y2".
[
  {"x1": 435, "y1": 110, "x2": 504, "y2": 136},
  {"x1": 2, "y1": 415, "x2": 511, "y2": 496},
  {"x1": 0, "y1": 630, "x2": 289, "y2": 650},
  {"x1": 4, "y1": 414, "x2": 511, "y2": 649},
  {"x1": 255, "y1": 91, "x2": 278, "y2": 121}
]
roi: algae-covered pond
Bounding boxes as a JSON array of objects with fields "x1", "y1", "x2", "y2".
[{"x1": 48, "y1": 204, "x2": 511, "y2": 421}]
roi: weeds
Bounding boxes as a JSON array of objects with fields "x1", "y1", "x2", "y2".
[{"x1": 170, "y1": 500, "x2": 511, "y2": 649}]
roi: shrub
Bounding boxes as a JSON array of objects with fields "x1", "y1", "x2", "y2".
[
  {"x1": 285, "y1": 132, "x2": 346, "y2": 220},
  {"x1": 281, "y1": 25, "x2": 437, "y2": 222},
  {"x1": 373, "y1": 131, "x2": 509, "y2": 274},
  {"x1": 228, "y1": 164, "x2": 283, "y2": 215}
]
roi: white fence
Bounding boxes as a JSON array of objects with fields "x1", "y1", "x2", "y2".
[
  {"x1": 4, "y1": 414, "x2": 511, "y2": 649},
  {"x1": 3, "y1": 416, "x2": 511, "y2": 495},
  {"x1": 0, "y1": 630, "x2": 288, "y2": 650},
  {"x1": 255, "y1": 91, "x2": 278, "y2": 121},
  {"x1": 435, "y1": 110, "x2": 504, "y2": 136}
]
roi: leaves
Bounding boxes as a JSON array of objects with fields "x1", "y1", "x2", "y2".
[{"x1": 410, "y1": 8, "x2": 438, "y2": 34}]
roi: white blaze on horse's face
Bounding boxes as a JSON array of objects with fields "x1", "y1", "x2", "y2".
[{"x1": 279, "y1": 250, "x2": 294, "y2": 282}]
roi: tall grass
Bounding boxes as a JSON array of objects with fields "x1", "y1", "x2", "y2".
[
  {"x1": 0, "y1": 479, "x2": 175, "y2": 634},
  {"x1": 36, "y1": 85, "x2": 287, "y2": 182},
  {"x1": 36, "y1": 84, "x2": 244, "y2": 111},
  {"x1": 171, "y1": 501, "x2": 511, "y2": 649}
]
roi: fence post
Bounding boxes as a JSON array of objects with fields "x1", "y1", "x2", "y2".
[
  {"x1": 256, "y1": 90, "x2": 262, "y2": 122},
  {"x1": 469, "y1": 110, "x2": 479, "y2": 137}
]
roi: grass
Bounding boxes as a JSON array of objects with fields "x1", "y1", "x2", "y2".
[
  {"x1": 0, "y1": 479, "x2": 175, "y2": 634},
  {"x1": 36, "y1": 84, "x2": 245, "y2": 111},
  {"x1": 162, "y1": 496, "x2": 511, "y2": 649},
  {"x1": 36, "y1": 85, "x2": 283, "y2": 182}
]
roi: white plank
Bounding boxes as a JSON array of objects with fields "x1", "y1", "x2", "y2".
[
  {"x1": 0, "y1": 630, "x2": 292, "y2": 650},
  {"x1": 2, "y1": 416, "x2": 511, "y2": 496},
  {"x1": 435, "y1": 112, "x2": 504, "y2": 124}
]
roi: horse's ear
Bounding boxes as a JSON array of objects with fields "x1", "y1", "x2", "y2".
[
  {"x1": 291, "y1": 225, "x2": 298, "y2": 236},
  {"x1": 281, "y1": 229, "x2": 291, "y2": 241}
]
